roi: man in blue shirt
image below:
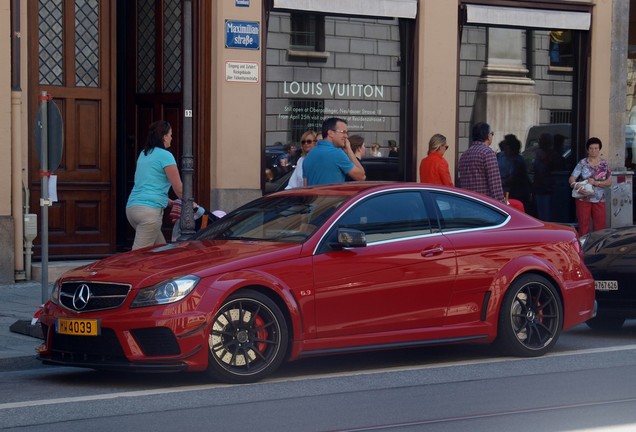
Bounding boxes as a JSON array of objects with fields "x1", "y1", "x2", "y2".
[{"x1": 303, "y1": 117, "x2": 366, "y2": 186}]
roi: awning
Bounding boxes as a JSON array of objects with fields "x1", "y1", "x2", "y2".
[
  {"x1": 273, "y1": 0, "x2": 417, "y2": 19},
  {"x1": 465, "y1": 5, "x2": 591, "y2": 30}
]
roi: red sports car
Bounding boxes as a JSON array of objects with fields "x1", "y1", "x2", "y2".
[{"x1": 37, "y1": 182, "x2": 595, "y2": 383}]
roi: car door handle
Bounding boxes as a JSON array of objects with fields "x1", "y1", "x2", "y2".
[{"x1": 421, "y1": 245, "x2": 444, "y2": 257}]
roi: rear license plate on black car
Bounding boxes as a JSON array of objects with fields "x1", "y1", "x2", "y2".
[{"x1": 595, "y1": 280, "x2": 618, "y2": 291}]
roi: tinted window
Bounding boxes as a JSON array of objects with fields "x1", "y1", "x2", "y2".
[
  {"x1": 337, "y1": 191, "x2": 432, "y2": 242},
  {"x1": 431, "y1": 192, "x2": 507, "y2": 231}
]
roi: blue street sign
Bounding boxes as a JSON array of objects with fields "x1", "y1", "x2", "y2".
[
  {"x1": 236, "y1": 0, "x2": 249, "y2": 6},
  {"x1": 225, "y1": 20, "x2": 260, "y2": 50}
]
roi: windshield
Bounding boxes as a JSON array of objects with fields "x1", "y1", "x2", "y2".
[{"x1": 195, "y1": 194, "x2": 347, "y2": 243}]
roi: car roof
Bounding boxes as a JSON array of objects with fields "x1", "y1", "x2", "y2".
[{"x1": 267, "y1": 181, "x2": 464, "y2": 198}]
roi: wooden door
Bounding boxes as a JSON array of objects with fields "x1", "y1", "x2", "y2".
[
  {"x1": 121, "y1": 0, "x2": 185, "y2": 247},
  {"x1": 28, "y1": 0, "x2": 117, "y2": 259}
]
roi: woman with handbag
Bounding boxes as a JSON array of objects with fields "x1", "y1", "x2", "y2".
[{"x1": 568, "y1": 137, "x2": 611, "y2": 236}]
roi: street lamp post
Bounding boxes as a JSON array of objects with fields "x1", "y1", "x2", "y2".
[{"x1": 179, "y1": 0, "x2": 195, "y2": 239}]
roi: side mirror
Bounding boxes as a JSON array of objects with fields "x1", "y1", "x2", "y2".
[{"x1": 335, "y1": 228, "x2": 367, "y2": 248}]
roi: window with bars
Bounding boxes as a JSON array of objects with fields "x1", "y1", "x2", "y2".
[
  {"x1": 290, "y1": 99, "x2": 325, "y2": 142},
  {"x1": 290, "y1": 13, "x2": 325, "y2": 52},
  {"x1": 550, "y1": 110, "x2": 571, "y2": 124},
  {"x1": 38, "y1": 0, "x2": 64, "y2": 86},
  {"x1": 38, "y1": 0, "x2": 101, "y2": 87},
  {"x1": 136, "y1": 0, "x2": 182, "y2": 94}
]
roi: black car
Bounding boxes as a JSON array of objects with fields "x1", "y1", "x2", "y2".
[
  {"x1": 359, "y1": 157, "x2": 401, "y2": 181},
  {"x1": 265, "y1": 156, "x2": 400, "y2": 193},
  {"x1": 581, "y1": 226, "x2": 636, "y2": 330}
]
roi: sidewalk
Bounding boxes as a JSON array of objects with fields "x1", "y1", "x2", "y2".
[{"x1": 0, "y1": 280, "x2": 49, "y2": 365}]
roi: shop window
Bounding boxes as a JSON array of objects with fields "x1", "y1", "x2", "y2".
[
  {"x1": 549, "y1": 30, "x2": 573, "y2": 70},
  {"x1": 290, "y1": 13, "x2": 325, "y2": 52},
  {"x1": 459, "y1": 26, "x2": 578, "y2": 223}
]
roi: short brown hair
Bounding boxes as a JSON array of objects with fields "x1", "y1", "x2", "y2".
[{"x1": 349, "y1": 135, "x2": 364, "y2": 153}]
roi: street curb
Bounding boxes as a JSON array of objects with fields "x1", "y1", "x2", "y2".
[{"x1": 9, "y1": 320, "x2": 44, "y2": 340}]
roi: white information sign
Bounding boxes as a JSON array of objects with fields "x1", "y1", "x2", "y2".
[{"x1": 226, "y1": 61, "x2": 259, "y2": 83}]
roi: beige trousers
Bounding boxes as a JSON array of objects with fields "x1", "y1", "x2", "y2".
[{"x1": 126, "y1": 206, "x2": 166, "y2": 250}]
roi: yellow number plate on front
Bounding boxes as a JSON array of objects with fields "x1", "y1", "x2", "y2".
[{"x1": 55, "y1": 318, "x2": 100, "y2": 336}]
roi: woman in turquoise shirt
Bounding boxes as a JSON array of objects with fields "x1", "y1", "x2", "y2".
[{"x1": 126, "y1": 120, "x2": 183, "y2": 250}]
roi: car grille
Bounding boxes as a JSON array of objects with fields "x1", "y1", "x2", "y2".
[
  {"x1": 130, "y1": 327, "x2": 181, "y2": 356},
  {"x1": 45, "y1": 325, "x2": 127, "y2": 362},
  {"x1": 41, "y1": 325, "x2": 181, "y2": 361},
  {"x1": 59, "y1": 281, "x2": 131, "y2": 312}
]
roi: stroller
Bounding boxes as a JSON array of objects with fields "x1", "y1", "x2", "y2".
[{"x1": 169, "y1": 199, "x2": 226, "y2": 241}]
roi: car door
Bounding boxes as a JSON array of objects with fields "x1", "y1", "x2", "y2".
[
  {"x1": 429, "y1": 191, "x2": 511, "y2": 326},
  {"x1": 312, "y1": 190, "x2": 457, "y2": 340}
]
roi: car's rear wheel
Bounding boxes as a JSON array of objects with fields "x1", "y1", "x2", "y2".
[
  {"x1": 206, "y1": 289, "x2": 288, "y2": 384},
  {"x1": 496, "y1": 274, "x2": 563, "y2": 357},
  {"x1": 585, "y1": 316, "x2": 625, "y2": 331}
]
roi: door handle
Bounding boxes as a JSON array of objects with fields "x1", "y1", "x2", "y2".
[{"x1": 421, "y1": 245, "x2": 444, "y2": 257}]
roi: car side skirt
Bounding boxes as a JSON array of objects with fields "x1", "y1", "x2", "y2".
[{"x1": 296, "y1": 334, "x2": 488, "y2": 358}]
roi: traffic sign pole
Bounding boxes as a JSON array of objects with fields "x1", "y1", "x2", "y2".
[{"x1": 39, "y1": 91, "x2": 50, "y2": 304}]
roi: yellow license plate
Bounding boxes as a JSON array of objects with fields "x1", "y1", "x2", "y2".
[{"x1": 55, "y1": 318, "x2": 100, "y2": 336}]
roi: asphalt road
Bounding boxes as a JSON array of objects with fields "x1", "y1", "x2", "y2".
[{"x1": 2, "y1": 322, "x2": 636, "y2": 431}]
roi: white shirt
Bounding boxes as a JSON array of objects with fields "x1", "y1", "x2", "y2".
[{"x1": 285, "y1": 156, "x2": 305, "y2": 189}]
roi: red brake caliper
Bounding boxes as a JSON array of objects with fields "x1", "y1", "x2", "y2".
[{"x1": 254, "y1": 315, "x2": 268, "y2": 353}]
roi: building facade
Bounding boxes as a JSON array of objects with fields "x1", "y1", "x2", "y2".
[{"x1": 0, "y1": 0, "x2": 630, "y2": 282}]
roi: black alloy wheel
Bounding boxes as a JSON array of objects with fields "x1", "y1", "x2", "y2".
[
  {"x1": 496, "y1": 274, "x2": 563, "y2": 357},
  {"x1": 206, "y1": 289, "x2": 288, "y2": 384}
]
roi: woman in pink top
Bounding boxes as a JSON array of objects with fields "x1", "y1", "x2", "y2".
[{"x1": 419, "y1": 133, "x2": 453, "y2": 186}]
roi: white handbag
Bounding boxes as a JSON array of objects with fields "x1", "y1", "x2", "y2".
[{"x1": 571, "y1": 179, "x2": 595, "y2": 198}]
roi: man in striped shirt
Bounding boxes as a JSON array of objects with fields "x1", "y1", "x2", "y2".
[{"x1": 458, "y1": 122, "x2": 505, "y2": 202}]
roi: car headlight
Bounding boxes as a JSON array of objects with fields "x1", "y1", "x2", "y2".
[
  {"x1": 130, "y1": 275, "x2": 200, "y2": 308},
  {"x1": 50, "y1": 280, "x2": 61, "y2": 305}
]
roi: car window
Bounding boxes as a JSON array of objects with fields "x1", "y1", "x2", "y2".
[
  {"x1": 431, "y1": 192, "x2": 507, "y2": 231},
  {"x1": 195, "y1": 195, "x2": 347, "y2": 243},
  {"x1": 337, "y1": 191, "x2": 432, "y2": 242}
]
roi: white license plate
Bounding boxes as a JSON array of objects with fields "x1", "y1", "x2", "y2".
[{"x1": 595, "y1": 280, "x2": 618, "y2": 291}]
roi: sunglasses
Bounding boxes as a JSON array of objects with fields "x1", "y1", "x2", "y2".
[{"x1": 301, "y1": 140, "x2": 316, "y2": 144}]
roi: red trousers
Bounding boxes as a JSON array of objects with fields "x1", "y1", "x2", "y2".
[{"x1": 575, "y1": 199, "x2": 606, "y2": 236}]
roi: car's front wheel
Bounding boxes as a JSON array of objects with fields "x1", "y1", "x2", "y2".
[
  {"x1": 206, "y1": 289, "x2": 288, "y2": 384},
  {"x1": 496, "y1": 274, "x2": 563, "y2": 357}
]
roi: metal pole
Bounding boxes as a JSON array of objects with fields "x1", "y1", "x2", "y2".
[
  {"x1": 179, "y1": 0, "x2": 195, "y2": 238},
  {"x1": 39, "y1": 91, "x2": 49, "y2": 303}
]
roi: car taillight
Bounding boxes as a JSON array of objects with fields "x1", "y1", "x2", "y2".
[{"x1": 570, "y1": 238, "x2": 583, "y2": 257}]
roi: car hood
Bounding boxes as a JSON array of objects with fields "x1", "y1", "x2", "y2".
[
  {"x1": 59, "y1": 240, "x2": 303, "y2": 286},
  {"x1": 583, "y1": 226, "x2": 636, "y2": 270}
]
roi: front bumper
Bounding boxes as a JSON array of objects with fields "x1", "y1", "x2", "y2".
[{"x1": 36, "y1": 300, "x2": 212, "y2": 372}]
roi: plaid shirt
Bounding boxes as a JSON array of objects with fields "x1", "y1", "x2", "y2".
[{"x1": 458, "y1": 141, "x2": 505, "y2": 201}]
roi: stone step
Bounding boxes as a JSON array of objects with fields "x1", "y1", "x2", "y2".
[{"x1": 31, "y1": 261, "x2": 95, "y2": 283}]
